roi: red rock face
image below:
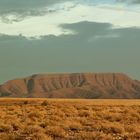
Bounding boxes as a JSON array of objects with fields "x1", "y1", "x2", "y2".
[{"x1": 0, "y1": 73, "x2": 140, "y2": 98}]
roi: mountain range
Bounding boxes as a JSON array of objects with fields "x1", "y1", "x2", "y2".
[{"x1": 0, "y1": 73, "x2": 140, "y2": 98}]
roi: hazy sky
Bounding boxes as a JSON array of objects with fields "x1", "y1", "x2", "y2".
[{"x1": 0, "y1": 0, "x2": 140, "y2": 83}]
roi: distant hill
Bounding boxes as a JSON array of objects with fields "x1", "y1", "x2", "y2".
[{"x1": 0, "y1": 73, "x2": 140, "y2": 98}]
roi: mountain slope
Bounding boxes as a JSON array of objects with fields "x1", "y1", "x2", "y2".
[{"x1": 0, "y1": 73, "x2": 140, "y2": 98}]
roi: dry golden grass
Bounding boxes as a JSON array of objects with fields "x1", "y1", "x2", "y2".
[{"x1": 0, "y1": 99, "x2": 140, "y2": 140}]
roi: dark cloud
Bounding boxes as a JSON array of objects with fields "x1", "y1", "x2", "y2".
[
  {"x1": 117, "y1": 0, "x2": 140, "y2": 4},
  {"x1": 0, "y1": 21, "x2": 140, "y2": 83},
  {"x1": 0, "y1": 0, "x2": 69, "y2": 13},
  {"x1": 0, "y1": 0, "x2": 74, "y2": 23}
]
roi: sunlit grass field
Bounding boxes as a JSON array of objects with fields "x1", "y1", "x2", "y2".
[{"x1": 0, "y1": 99, "x2": 140, "y2": 140}]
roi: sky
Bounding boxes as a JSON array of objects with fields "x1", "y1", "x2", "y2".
[{"x1": 0, "y1": 0, "x2": 140, "y2": 83}]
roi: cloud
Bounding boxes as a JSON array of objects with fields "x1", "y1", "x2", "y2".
[
  {"x1": 0, "y1": 21, "x2": 140, "y2": 49},
  {"x1": 0, "y1": 0, "x2": 76, "y2": 23},
  {"x1": 0, "y1": 1, "x2": 140, "y2": 38},
  {"x1": 117, "y1": 0, "x2": 140, "y2": 4},
  {"x1": 0, "y1": 21, "x2": 140, "y2": 82},
  {"x1": 88, "y1": 34, "x2": 120, "y2": 42},
  {"x1": 0, "y1": 0, "x2": 70, "y2": 14},
  {"x1": 0, "y1": 21, "x2": 140, "y2": 44}
]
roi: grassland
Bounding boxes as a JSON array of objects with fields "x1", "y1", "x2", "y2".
[{"x1": 0, "y1": 99, "x2": 140, "y2": 140}]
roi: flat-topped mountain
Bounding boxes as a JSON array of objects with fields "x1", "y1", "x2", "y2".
[{"x1": 0, "y1": 73, "x2": 140, "y2": 98}]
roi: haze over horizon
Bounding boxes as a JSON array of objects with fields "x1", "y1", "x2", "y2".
[{"x1": 0, "y1": 0, "x2": 140, "y2": 84}]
